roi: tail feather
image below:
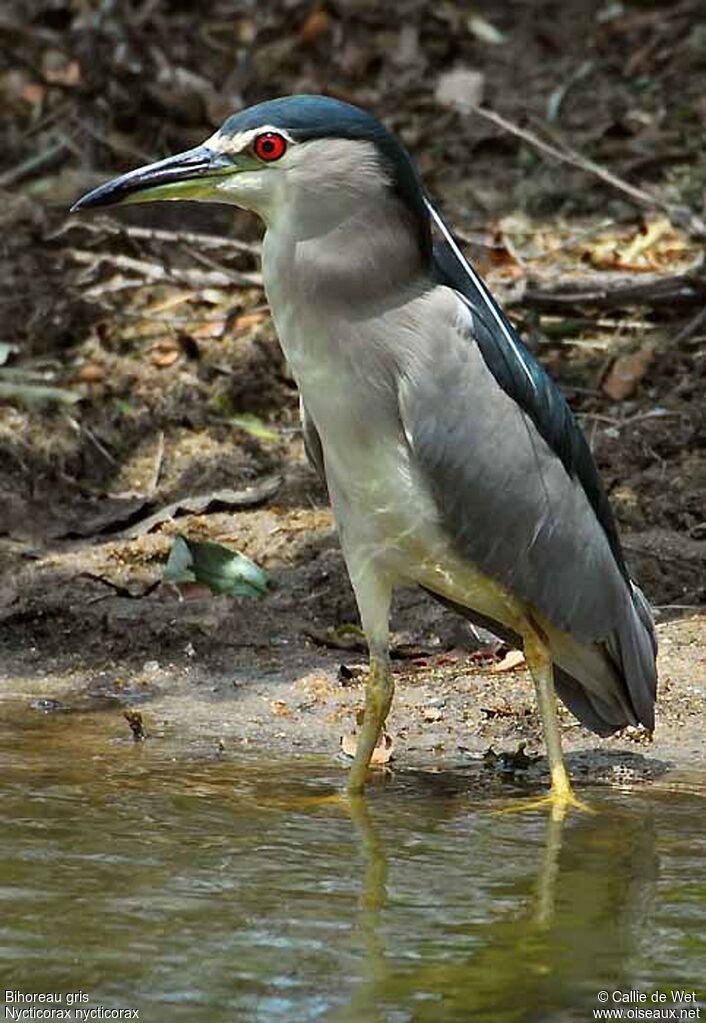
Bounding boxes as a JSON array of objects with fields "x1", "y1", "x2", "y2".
[
  {"x1": 543, "y1": 622, "x2": 638, "y2": 733},
  {"x1": 553, "y1": 667, "x2": 623, "y2": 737},
  {"x1": 608, "y1": 582, "x2": 658, "y2": 730}
]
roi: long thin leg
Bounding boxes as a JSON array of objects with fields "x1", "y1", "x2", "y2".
[
  {"x1": 345, "y1": 568, "x2": 394, "y2": 796},
  {"x1": 520, "y1": 625, "x2": 594, "y2": 818},
  {"x1": 348, "y1": 651, "x2": 394, "y2": 794},
  {"x1": 525, "y1": 630, "x2": 573, "y2": 801}
]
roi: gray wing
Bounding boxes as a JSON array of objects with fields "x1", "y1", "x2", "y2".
[
  {"x1": 300, "y1": 398, "x2": 326, "y2": 484},
  {"x1": 397, "y1": 287, "x2": 656, "y2": 732}
]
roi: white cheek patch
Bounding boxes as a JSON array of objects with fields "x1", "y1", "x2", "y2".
[{"x1": 205, "y1": 125, "x2": 295, "y2": 156}]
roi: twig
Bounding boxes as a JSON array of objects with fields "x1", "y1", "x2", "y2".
[
  {"x1": 82, "y1": 277, "x2": 151, "y2": 298},
  {"x1": 81, "y1": 425, "x2": 117, "y2": 465},
  {"x1": 145, "y1": 431, "x2": 165, "y2": 497},
  {"x1": 71, "y1": 115, "x2": 154, "y2": 165},
  {"x1": 669, "y1": 304, "x2": 706, "y2": 347},
  {"x1": 517, "y1": 264, "x2": 706, "y2": 313},
  {"x1": 0, "y1": 141, "x2": 69, "y2": 188},
  {"x1": 69, "y1": 248, "x2": 262, "y2": 288},
  {"x1": 56, "y1": 216, "x2": 261, "y2": 255},
  {"x1": 579, "y1": 409, "x2": 680, "y2": 432},
  {"x1": 561, "y1": 383, "x2": 604, "y2": 398},
  {"x1": 470, "y1": 106, "x2": 706, "y2": 238},
  {"x1": 546, "y1": 59, "x2": 594, "y2": 121},
  {"x1": 20, "y1": 99, "x2": 73, "y2": 142},
  {"x1": 181, "y1": 242, "x2": 253, "y2": 285},
  {"x1": 80, "y1": 572, "x2": 159, "y2": 601},
  {"x1": 653, "y1": 604, "x2": 703, "y2": 612},
  {"x1": 622, "y1": 544, "x2": 701, "y2": 568}
]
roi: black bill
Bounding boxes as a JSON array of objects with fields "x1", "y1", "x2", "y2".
[{"x1": 70, "y1": 145, "x2": 235, "y2": 212}]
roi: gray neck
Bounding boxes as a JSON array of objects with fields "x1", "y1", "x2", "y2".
[{"x1": 261, "y1": 182, "x2": 426, "y2": 313}]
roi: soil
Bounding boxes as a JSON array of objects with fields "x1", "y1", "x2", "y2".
[{"x1": 1, "y1": 0, "x2": 704, "y2": 786}]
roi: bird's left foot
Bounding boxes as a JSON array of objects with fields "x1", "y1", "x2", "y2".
[
  {"x1": 495, "y1": 766, "x2": 595, "y2": 820},
  {"x1": 495, "y1": 788, "x2": 595, "y2": 821}
]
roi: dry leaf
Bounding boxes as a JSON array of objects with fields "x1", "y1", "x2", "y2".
[
  {"x1": 304, "y1": 623, "x2": 366, "y2": 652},
  {"x1": 340, "y1": 732, "x2": 357, "y2": 758},
  {"x1": 421, "y1": 705, "x2": 443, "y2": 722},
  {"x1": 467, "y1": 14, "x2": 506, "y2": 45},
  {"x1": 152, "y1": 349, "x2": 180, "y2": 369},
  {"x1": 481, "y1": 702, "x2": 516, "y2": 719},
  {"x1": 123, "y1": 710, "x2": 145, "y2": 741},
  {"x1": 234, "y1": 17, "x2": 257, "y2": 44},
  {"x1": 620, "y1": 218, "x2": 671, "y2": 264},
  {"x1": 299, "y1": 8, "x2": 331, "y2": 44},
  {"x1": 294, "y1": 672, "x2": 336, "y2": 700},
  {"x1": 21, "y1": 82, "x2": 46, "y2": 105},
  {"x1": 75, "y1": 364, "x2": 105, "y2": 383},
  {"x1": 585, "y1": 218, "x2": 690, "y2": 272},
  {"x1": 118, "y1": 476, "x2": 282, "y2": 539},
  {"x1": 144, "y1": 293, "x2": 192, "y2": 315},
  {"x1": 190, "y1": 322, "x2": 222, "y2": 339},
  {"x1": 603, "y1": 347, "x2": 654, "y2": 400},
  {"x1": 44, "y1": 59, "x2": 81, "y2": 87},
  {"x1": 338, "y1": 663, "x2": 365, "y2": 685},
  {"x1": 340, "y1": 728, "x2": 394, "y2": 765},
  {"x1": 435, "y1": 68, "x2": 485, "y2": 113},
  {"x1": 234, "y1": 310, "x2": 269, "y2": 331},
  {"x1": 1, "y1": 70, "x2": 39, "y2": 105},
  {"x1": 173, "y1": 581, "x2": 212, "y2": 600},
  {"x1": 491, "y1": 649, "x2": 526, "y2": 673}
]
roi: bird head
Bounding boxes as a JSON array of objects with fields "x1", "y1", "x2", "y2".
[{"x1": 71, "y1": 95, "x2": 431, "y2": 256}]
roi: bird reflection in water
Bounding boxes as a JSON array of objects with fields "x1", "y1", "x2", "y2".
[{"x1": 332, "y1": 787, "x2": 658, "y2": 1023}]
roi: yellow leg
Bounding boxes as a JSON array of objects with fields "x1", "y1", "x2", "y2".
[
  {"x1": 500, "y1": 627, "x2": 594, "y2": 820},
  {"x1": 347, "y1": 653, "x2": 394, "y2": 796}
]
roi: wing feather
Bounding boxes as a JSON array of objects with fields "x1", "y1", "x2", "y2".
[
  {"x1": 396, "y1": 283, "x2": 656, "y2": 731},
  {"x1": 427, "y1": 199, "x2": 628, "y2": 580},
  {"x1": 300, "y1": 397, "x2": 326, "y2": 485}
]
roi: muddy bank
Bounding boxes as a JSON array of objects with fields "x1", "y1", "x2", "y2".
[{"x1": 1, "y1": 483, "x2": 704, "y2": 790}]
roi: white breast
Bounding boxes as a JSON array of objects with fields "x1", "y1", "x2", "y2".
[{"x1": 262, "y1": 229, "x2": 526, "y2": 629}]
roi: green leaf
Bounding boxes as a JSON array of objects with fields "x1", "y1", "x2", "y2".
[
  {"x1": 114, "y1": 398, "x2": 135, "y2": 417},
  {"x1": 0, "y1": 380, "x2": 80, "y2": 405},
  {"x1": 164, "y1": 535, "x2": 269, "y2": 598},
  {"x1": 466, "y1": 14, "x2": 506, "y2": 44},
  {"x1": 229, "y1": 414, "x2": 279, "y2": 443}
]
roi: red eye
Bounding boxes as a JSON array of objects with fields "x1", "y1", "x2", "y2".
[{"x1": 254, "y1": 132, "x2": 287, "y2": 162}]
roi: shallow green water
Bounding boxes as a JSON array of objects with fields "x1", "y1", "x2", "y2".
[{"x1": 0, "y1": 703, "x2": 704, "y2": 1023}]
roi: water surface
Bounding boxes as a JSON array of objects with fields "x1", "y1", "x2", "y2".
[{"x1": 1, "y1": 701, "x2": 704, "y2": 1022}]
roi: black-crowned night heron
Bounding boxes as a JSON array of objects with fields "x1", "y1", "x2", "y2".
[{"x1": 72, "y1": 95, "x2": 657, "y2": 813}]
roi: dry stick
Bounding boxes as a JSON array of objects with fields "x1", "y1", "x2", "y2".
[
  {"x1": 145, "y1": 431, "x2": 165, "y2": 497},
  {"x1": 181, "y1": 242, "x2": 249, "y2": 282},
  {"x1": 0, "y1": 140, "x2": 69, "y2": 188},
  {"x1": 81, "y1": 424, "x2": 118, "y2": 465},
  {"x1": 83, "y1": 277, "x2": 151, "y2": 299},
  {"x1": 21, "y1": 99, "x2": 73, "y2": 142},
  {"x1": 69, "y1": 248, "x2": 262, "y2": 288},
  {"x1": 518, "y1": 264, "x2": 706, "y2": 313},
  {"x1": 471, "y1": 106, "x2": 706, "y2": 238},
  {"x1": 669, "y1": 304, "x2": 706, "y2": 347},
  {"x1": 57, "y1": 216, "x2": 261, "y2": 255}
]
